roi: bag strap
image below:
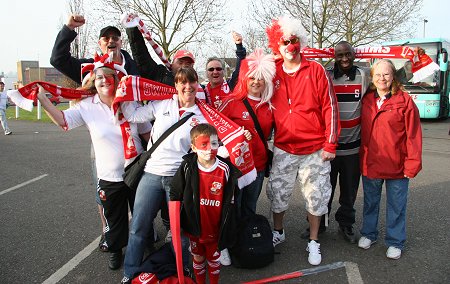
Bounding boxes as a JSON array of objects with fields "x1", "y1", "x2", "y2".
[
  {"x1": 242, "y1": 99, "x2": 268, "y2": 149},
  {"x1": 141, "y1": 112, "x2": 195, "y2": 161}
]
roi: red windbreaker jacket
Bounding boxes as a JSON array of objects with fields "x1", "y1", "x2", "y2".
[
  {"x1": 360, "y1": 89, "x2": 422, "y2": 179},
  {"x1": 271, "y1": 58, "x2": 340, "y2": 154}
]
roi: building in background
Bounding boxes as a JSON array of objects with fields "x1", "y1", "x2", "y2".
[{"x1": 14, "y1": 61, "x2": 69, "y2": 89}]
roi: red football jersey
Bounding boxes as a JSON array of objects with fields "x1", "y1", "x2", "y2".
[{"x1": 197, "y1": 159, "x2": 229, "y2": 243}]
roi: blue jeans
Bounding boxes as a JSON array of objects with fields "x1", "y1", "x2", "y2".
[
  {"x1": 238, "y1": 171, "x2": 265, "y2": 218},
  {"x1": 123, "y1": 172, "x2": 172, "y2": 278},
  {"x1": 360, "y1": 176, "x2": 409, "y2": 250}
]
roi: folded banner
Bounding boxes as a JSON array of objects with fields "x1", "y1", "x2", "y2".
[
  {"x1": 113, "y1": 76, "x2": 257, "y2": 188},
  {"x1": 120, "y1": 12, "x2": 172, "y2": 71},
  {"x1": 302, "y1": 46, "x2": 440, "y2": 83}
]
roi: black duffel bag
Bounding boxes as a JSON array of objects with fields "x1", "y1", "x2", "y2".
[{"x1": 230, "y1": 214, "x2": 275, "y2": 269}]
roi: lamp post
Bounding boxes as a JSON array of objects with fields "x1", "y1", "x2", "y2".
[
  {"x1": 310, "y1": 0, "x2": 313, "y2": 47},
  {"x1": 423, "y1": 19, "x2": 428, "y2": 38}
]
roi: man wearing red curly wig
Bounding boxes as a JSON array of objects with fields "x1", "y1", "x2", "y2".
[{"x1": 265, "y1": 16, "x2": 340, "y2": 266}]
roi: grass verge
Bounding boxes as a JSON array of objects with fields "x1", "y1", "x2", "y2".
[{"x1": 5, "y1": 103, "x2": 69, "y2": 123}]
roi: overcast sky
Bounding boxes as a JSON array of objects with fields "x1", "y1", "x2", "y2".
[{"x1": 1, "y1": 0, "x2": 449, "y2": 85}]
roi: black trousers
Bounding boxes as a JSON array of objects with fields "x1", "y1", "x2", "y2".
[
  {"x1": 326, "y1": 153, "x2": 361, "y2": 227},
  {"x1": 98, "y1": 179, "x2": 135, "y2": 252}
]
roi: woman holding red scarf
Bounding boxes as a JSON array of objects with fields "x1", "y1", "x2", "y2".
[
  {"x1": 36, "y1": 65, "x2": 151, "y2": 271},
  {"x1": 218, "y1": 49, "x2": 275, "y2": 218},
  {"x1": 120, "y1": 67, "x2": 209, "y2": 284}
]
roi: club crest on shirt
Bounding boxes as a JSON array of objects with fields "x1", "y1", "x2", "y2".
[
  {"x1": 99, "y1": 190, "x2": 106, "y2": 201},
  {"x1": 210, "y1": 182, "x2": 222, "y2": 195},
  {"x1": 274, "y1": 79, "x2": 281, "y2": 90},
  {"x1": 214, "y1": 98, "x2": 223, "y2": 109},
  {"x1": 190, "y1": 117, "x2": 200, "y2": 127},
  {"x1": 242, "y1": 111, "x2": 249, "y2": 119}
]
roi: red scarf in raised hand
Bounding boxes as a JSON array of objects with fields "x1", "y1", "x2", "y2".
[
  {"x1": 113, "y1": 76, "x2": 257, "y2": 187},
  {"x1": 7, "y1": 81, "x2": 139, "y2": 159},
  {"x1": 302, "y1": 46, "x2": 439, "y2": 82}
]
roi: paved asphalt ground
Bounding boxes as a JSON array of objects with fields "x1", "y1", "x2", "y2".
[{"x1": 1, "y1": 118, "x2": 449, "y2": 284}]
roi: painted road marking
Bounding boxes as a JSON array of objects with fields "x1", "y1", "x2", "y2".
[
  {"x1": 345, "y1": 261, "x2": 364, "y2": 284},
  {"x1": 0, "y1": 174, "x2": 48, "y2": 196},
  {"x1": 42, "y1": 235, "x2": 101, "y2": 284}
]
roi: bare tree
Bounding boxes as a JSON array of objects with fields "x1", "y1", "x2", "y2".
[
  {"x1": 95, "y1": 0, "x2": 228, "y2": 61},
  {"x1": 247, "y1": 0, "x2": 423, "y2": 49},
  {"x1": 66, "y1": 0, "x2": 96, "y2": 58}
]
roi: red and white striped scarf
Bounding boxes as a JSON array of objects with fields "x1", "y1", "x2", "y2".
[
  {"x1": 6, "y1": 81, "x2": 140, "y2": 159},
  {"x1": 120, "y1": 13, "x2": 172, "y2": 71},
  {"x1": 113, "y1": 76, "x2": 256, "y2": 187}
]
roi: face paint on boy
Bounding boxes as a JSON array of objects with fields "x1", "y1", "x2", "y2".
[{"x1": 194, "y1": 134, "x2": 219, "y2": 161}]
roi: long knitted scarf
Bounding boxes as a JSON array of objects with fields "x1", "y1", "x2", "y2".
[
  {"x1": 302, "y1": 46, "x2": 439, "y2": 83},
  {"x1": 7, "y1": 81, "x2": 139, "y2": 159},
  {"x1": 113, "y1": 76, "x2": 257, "y2": 188}
]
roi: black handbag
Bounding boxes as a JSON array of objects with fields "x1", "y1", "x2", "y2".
[
  {"x1": 242, "y1": 99, "x2": 273, "y2": 177},
  {"x1": 123, "y1": 112, "x2": 195, "y2": 190}
]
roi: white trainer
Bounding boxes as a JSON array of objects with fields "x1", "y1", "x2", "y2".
[
  {"x1": 306, "y1": 240, "x2": 321, "y2": 265},
  {"x1": 358, "y1": 236, "x2": 376, "y2": 249},
  {"x1": 386, "y1": 246, "x2": 402, "y2": 259},
  {"x1": 272, "y1": 230, "x2": 285, "y2": 247},
  {"x1": 219, "y1": 248, "x2": 231, "y2": 266}
]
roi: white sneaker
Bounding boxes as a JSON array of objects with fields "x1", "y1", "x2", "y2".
[
  {"x1": 219, "y1": 248, "x2": 231, "y2": 266},
  {"x1": 306, "y1": 240, "x2": 321, "y2": 265},
  {"x1": 358, "y1": 236, "x2": 376, "y2": 249},
  {"x1": 386, "y1": 246, "x2": 402, "y2": 259},
  {"x1": 272, "y1": 230, "x2": 285, "y2": 247},
  {"x1": 165, "y1": 230, "x2": 172, "y2": 243},
  {"x1": 5, "y1": 130, "x2": 12, "y2": 135}
]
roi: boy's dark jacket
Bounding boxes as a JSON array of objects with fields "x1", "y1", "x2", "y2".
[{"x1": 170, "y1": 152, "x2": 241, "y2": 250}]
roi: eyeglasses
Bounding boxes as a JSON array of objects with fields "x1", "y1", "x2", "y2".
[
  {"x1": 280, "y1": 37, "x2": 299, "y2": 46},
  {"x1": 207, "y1": 67, "x2": 223, "y2": 72},
  {"x1": 100, "y1": 36, "x2": 121, "y2": 42},
  {"x1": 373, "y1": 73, "x2": 392, "y2": 79}
]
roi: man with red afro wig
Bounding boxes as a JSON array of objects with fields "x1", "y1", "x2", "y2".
[{"x1": 265, "y1": 16, "x2": 340, "y2": 266}]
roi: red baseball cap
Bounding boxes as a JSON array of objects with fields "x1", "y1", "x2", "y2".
[{"x1": 172, "y1": 50, "x2": 195, "y2": 63}]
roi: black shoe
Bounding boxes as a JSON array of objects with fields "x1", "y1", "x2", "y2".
[
  {"x1": 109, "y1": 250, "x2": 122, "y2": 270},
  {"x1": 339, "y1": 226, "x2": 357, "y2": 244},
  {"x1": 120, "y1": 276, "x2": 131, "y2": 284},
  {"x1": 99, "y1": 234, "x2": 109, "y2": 252},
  {"x1": 300, "y1": 226, "x2": 326, "y2": 240}
]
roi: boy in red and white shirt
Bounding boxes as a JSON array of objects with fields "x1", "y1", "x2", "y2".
[{"x1": 170, "y1": 124, "x2": 240, "y2": 284}]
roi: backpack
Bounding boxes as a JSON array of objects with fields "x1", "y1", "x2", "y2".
[{"x1": 230, "y1": 214, "x2": 274, "y2": 268}]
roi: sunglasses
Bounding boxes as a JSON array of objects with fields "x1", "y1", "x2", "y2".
[
  {"x1": 280, "y1": 37, "x2": 299, "y2": 46},
  {"x1": 207, "y1": 67, "x2": 223, "y2": 72},
  {"x1": 100, "y1": 36, "x2": 121, "y2": 42}
]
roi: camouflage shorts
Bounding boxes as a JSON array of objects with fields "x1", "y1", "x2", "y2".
[{"x1": 266, "y1": 147, "x2": 332, "y2": 216}]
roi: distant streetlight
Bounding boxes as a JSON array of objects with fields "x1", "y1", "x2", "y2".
[
  {"x1": 423, "y1": 19, "x2": 428, "y2": 38},
  {"x1": 309, "y1": 0, "x2": 313, "y2": 47}
]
